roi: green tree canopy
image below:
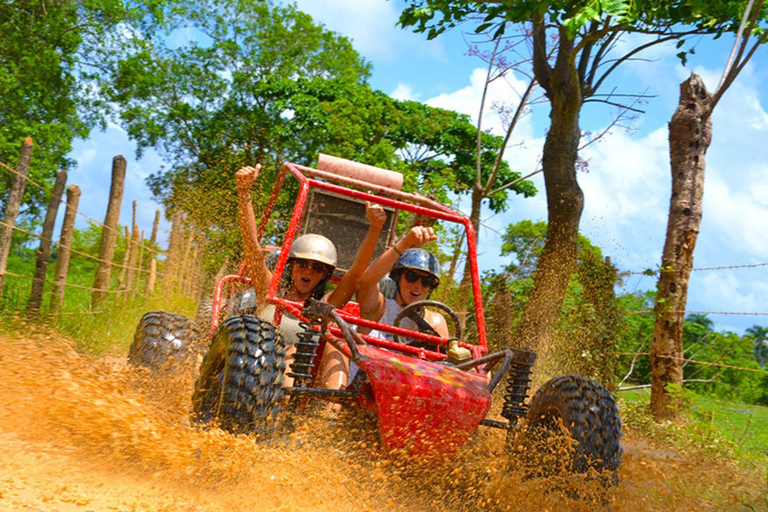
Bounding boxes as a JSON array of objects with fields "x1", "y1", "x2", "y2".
[
  {"x1": 102, "y1": 0, "x2": 537, "y2": 268},
  {"x1": 0, "y1": 0, "x2": 170, "y2": 215}
]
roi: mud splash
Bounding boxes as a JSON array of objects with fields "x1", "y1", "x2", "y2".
[{"x1": 0, "y1": 329, "x2": 765, "y2": 511}]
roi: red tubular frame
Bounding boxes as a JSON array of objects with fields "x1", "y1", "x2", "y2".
[{"x1": 210, "y1": 161, "x2": 488, "y2": 359}]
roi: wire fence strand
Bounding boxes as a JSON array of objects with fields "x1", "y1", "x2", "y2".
[
  {"x1": 0, "y1": 159, "x2": 166, "y2": 256},
  {"x1": 618, "y1": 351, "x2": 768, "y2": 375},
  {"x1": 0, "y1": 218, "x2": 173, "y2": 279}
]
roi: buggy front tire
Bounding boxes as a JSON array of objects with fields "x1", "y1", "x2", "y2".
[
  {"x1": 519, "y1": 375, "x2": 622, "y2": 485},
  {"x1": 191, "y1": 315, "x2": 287, "y2": 434}
]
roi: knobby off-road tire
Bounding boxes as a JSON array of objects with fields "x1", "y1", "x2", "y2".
[
  {"x1": 128, "y1": 311, "x2": 202, "y2": 373},
  {"x1": 519, "y1": 375, "x2": 622, "y2": 485},
  {"x1": 191, "y1": 315, "x2": 287, "y2": 435}
]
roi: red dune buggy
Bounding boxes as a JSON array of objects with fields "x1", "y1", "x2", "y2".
[{"x1": 132, "y1": 154, "x2": 622, "y2": 481}]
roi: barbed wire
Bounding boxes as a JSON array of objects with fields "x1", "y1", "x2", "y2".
[
  {"x1": 626, "y1": 262, "x2": 768, "y2": 276},
  {"x1": 629, "y1": 309, "x2": 768, "y2": 317},
  {"x1": 0, "y1": 269, "x2": 130, "y2": 295},
  {"x1": 0, "y1": 158, "x2": 166, "y2": 256},
  {"x1": 618, "y1": 351, "x2": 768, "y2": 375},
  {"x1": 0, "y1": 218, "x2": 173, "y2": 277}
]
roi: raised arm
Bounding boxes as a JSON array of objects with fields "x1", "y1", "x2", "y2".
[
  {"x1": 357, "y1": 225, "x2": 437, "y2": 322},
  {"x1": 325, "y1": 201, "x2": 386, "y2": 308},
  {"x1": 236, "y1": 165, "x2": 272, "y2": 302}
]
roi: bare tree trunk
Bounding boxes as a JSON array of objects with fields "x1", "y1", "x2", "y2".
[
  {"x1": 147, "y1": 258, "x2": 157, "y2": 294},
  {"x1": 28, "y1": 170, "x2": 67, "y2": 315},
  {"x1": 179, "y1": 228, "x2": 194, "y2": 296},
  {"x1": 651, "y1": 74, "x2": 712, "y2": 419},
  {"x1": 515, "y1": 29, "x2": 583, "y2": 364},
  {"x1": 0, "y1": 137, "x2": 34, "y2": 300},
  {"x1": 457, "y1": 193, "x2": 483, "y2": 324},
  {"x1": 122, "y1": 201, "x2": 138, "y2": 301},
  {"x1": 51, "y1": 185, "x2": 81, "y2": 314},
  {"x1": 92, "y1": 155, "x2": 126, "y2": 308}
]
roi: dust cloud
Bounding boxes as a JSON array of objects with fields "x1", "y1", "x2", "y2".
[{"x1": 0, "y1": 328, "x2": 765, "y2": 512}]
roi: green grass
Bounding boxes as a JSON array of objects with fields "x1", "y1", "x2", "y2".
[
  {"x1": 618, "y1": 388, "x2": 768, "y2": 460},
  {"x1": 0, "y1": 248, "x2": 199, "y2": 356}
]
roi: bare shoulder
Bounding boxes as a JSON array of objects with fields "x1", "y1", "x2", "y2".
[{"x1": 425, "y1": 309, "x2": 449, "y2": 338}]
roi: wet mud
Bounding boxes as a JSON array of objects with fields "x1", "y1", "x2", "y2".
[{"x1": 0, "y1": 329, "x2": 765, "y2": 511}]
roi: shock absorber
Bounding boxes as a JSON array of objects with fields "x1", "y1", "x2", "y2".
[
  {"x1": 288, "y1": 317, "x2": 325, "y2": 387},
  {"x1": 501, "y1": 349, "x2": 537, "y2": 427}
]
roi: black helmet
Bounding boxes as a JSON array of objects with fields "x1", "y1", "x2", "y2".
[{"x1": 390, "y1": 248, "x2": 440, "y2": 288}]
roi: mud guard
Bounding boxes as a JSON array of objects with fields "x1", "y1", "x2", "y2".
[{"x1": 355, "y1": 345, "x2": 491, "y2": 460}]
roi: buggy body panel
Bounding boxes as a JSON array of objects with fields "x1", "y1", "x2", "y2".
[{"x1": 355, "y1": 344, "x2": 491, "y2": 458}]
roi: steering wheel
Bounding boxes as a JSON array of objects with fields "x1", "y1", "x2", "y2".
[{"x1": 392, "y1": 300, "x2": 462, "y2": 346}]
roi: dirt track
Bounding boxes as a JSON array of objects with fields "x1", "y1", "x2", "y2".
[{"x1": 0, "y1": 329, "x2": 766, "y2": 512}]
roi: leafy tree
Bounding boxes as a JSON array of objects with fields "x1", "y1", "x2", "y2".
[
  {"x1": 746, "y1": 325, "x2": 768, "y2": 368},
  {"x1": 0, "y1": 0, "x2": 169, "y2": 215},
  {"x1": 615, "y1": 291, "x2": 656, "y2": 386},
  {"x1": 398, "y1": 0, "x2": 756, "y2": 365},
  {"x1": 105, "y1": 0, "x2": 538, "y2": 273},
  {"x1": 682, "y1": 326, "x2": 765, "y2": 404},
  {"x1": 485, "y1": 220, "x2": 621, "y2": 384}
]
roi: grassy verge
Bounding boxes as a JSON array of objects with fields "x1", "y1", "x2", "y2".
[
  {"x1": 0, "y1": 249, "x2": 199, "y2": 356},
  {"x1": 618, "y1": 387, "x2": 768, "y2": 460}
]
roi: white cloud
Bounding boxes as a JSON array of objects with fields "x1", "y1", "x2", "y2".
[
  {"x1": 290, "y1": 0, "x2": 448, "y2": 63},
  {"x1": 69, "y1": 127, "x2": 171, "y2": 247},
  {"x1": 390, "y1": 83, "x2": 418, "y2": 101},
  {"x1": 425, "y1": 68, "x2": 534, "y2": 138}
]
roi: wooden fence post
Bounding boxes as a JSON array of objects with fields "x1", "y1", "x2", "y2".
[
  {"x1": 91, "y1": 155, "x2": 126, "y2": 308},
  {"x1": 50, "y1": 185, "x2": 81, "y2": 314},
  {"x1": 132, "y1": 231, "x2": 144, "y2": 302},
  {"x1": 124, "y1": 223, "x2": 139, "y2": 301},
  {"x1": 147, "y1": 258, "x2": 157, "y2": 294},
  {"x1": 27, "y1": 170, "x2": 67, "y2": 315},
  {"x1": 144, "y1": 209, "x2": 160, "y2": 297},
  {"x1": 0, "y1": 137, "x2": 34, "y2": 300},
  {"x1": 117, "y1": 226, "x2": 130, "y2": 295},
  {"x1": 163, "y1": 210, "x2": 185, "y2": 291}
]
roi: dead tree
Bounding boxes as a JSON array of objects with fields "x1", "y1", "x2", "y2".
[
  {"x1": 651, "y1": 0, "x2": 768, "y2": 419},
  {"x1": 145, "y1": 209, "x2": 161, "y2": 296}
]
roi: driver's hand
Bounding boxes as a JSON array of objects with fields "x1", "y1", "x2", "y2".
[
  {"x1": 236, "y1": 164, "x2": 262, "y2": 192},
  {"x1": 404, "y1": 226, "x2": 437, "y2": 248},
  {"x1": 366, "y1": 201, "x2": 387, "y2": 229}
]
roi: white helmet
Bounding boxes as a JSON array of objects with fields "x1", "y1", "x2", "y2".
[{"x1": 288, "y1": 234, "x2": 337, "y2": 268}]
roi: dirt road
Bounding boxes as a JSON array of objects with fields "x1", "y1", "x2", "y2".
[{"x1": 0, "y1": 329, "x2": 765, "y2": 512}]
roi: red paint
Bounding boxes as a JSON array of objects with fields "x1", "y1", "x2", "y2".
[{"x1": 356, "y1": 345, "x2": 491, "y2": 459}]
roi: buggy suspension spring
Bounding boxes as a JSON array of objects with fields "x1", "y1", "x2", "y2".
[
  {"x1": 288, "y1": 318, "x2": 324, "y2": 386},
  {"x1": 501, "y1": 350, "x2": 537, "y2": 427}
]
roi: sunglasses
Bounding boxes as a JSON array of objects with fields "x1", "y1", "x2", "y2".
[
  {"x1": 403, "y1": 269, "x2": 439, "y2": 289},
  {"x1": 293, "y1": 258, "x2": 329, "y2": 274}
]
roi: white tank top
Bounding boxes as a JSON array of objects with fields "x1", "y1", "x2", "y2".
[
  {"x1": 369, "y1": 298, "x2": 418, "y2": 341},
  {"x1": 258, "y1": 303, "x2": 304, "y2": 346}
]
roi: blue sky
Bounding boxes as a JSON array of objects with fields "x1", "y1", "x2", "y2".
[{"x1": 67, "y1": 0, "x2": 768, "y2": 334}]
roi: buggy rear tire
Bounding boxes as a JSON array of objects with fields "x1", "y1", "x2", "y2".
[
  {"x1": 191, "y1": 315, "x2": 286, "y2": 434},
  {"x1": 128, "y1": 311, "x2": 201, "y2": 372},
  {"x1": 520, "y1": 375, "x2": 622, "y2": 485}
]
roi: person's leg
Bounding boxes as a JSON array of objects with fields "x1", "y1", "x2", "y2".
[{"x1": 317, "y1": 344, "x2": 349, "y2": 390}]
